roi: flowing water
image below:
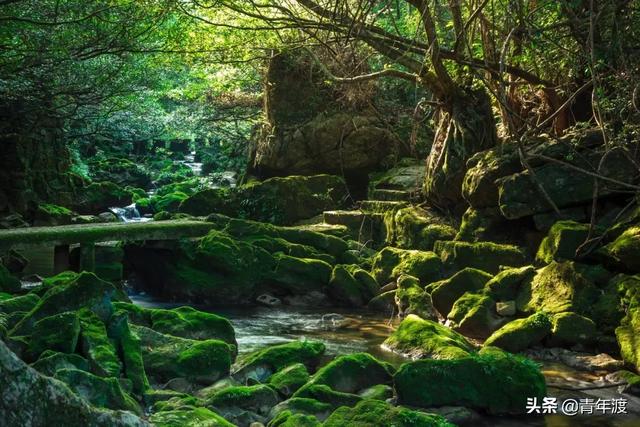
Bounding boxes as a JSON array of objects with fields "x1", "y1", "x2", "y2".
[{"x1": 130, "y1": 293, "x2": 640, "y2": 427}]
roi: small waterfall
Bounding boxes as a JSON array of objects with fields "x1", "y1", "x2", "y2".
[
  {"x1": 180, "y1": 151, "x2": 203, "y2": 176},
  {"x1": 109, "y1": 204, "x2": 151, "y2": 223}
]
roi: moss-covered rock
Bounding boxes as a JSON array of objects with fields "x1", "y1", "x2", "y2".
[
  {"x1": 0, "y1": 293, "x2": 39, "y2": 314},
  {"x1": 268, "y1": 363, "x2": 310, "y2": 397},
  {"x1": 395, "y1": 275, "x2": 438, "y2": 320},
  {"x1": 462, "y1": 145, "x2": 520, "y2": 209},
  {"x1": 269, "y1": 412, "x2": 322, "y2": 427},
  {"x1": 268, "y1": 397, "x2": 333, "y2": 423},
  {"x1": 0, "y1": 264, "x2": 21, "y2": 293},
  {"x1": 394, "y1": 346, "x2": 546, "y2": 414},
  {"x1": 433, "y1": 240, "x2": 527, "y2": 274},
  {"x1": 89, "y1": 157, "x2": 152, "y2": 189},
  {"x1": 31, "y1": 350, "x2": 89, "y2": 377},
  {"x1": 205, "y1": 384, "x2": 280, "y2": 419},
  {"x1": 233, "y1": 340, "x2": 325, "y2": 383},
  {"x1": 34, "y1": 203, "x2": 74, "y2": 226},
  {"x1": 484, "y1": 312, "x2": 552, "y2": 352},
  {"x1": 548, "y1": 312, "x2": 597, "y2": 347},
  {"x1": 327, "y1": 264, "x2": 379, "y2": 307},
  {"x1": 54, "y1": 368, "x2": 141, "y2": 414},
  {"x1": 515, "y1": 262, "x2": 602, "y2": 316},
  {"x1": 27, "y1": 311, "x2": 80, "y2": 360},
  {"x1": 455, "y1": 207, "x2": 512, "y2": 243},
  {"x1": 602, "y1": 226, "x2": 640, "y2": 273},
  {"x1": 483, "y1": 266, "x2": 536, "y2": 301},
  {"x1": 323, "y1": 399, "x2": 453, "y2": 427},
  {"x1": 133, "y1": 325, "x2": 232, "y2": 384},
  {"x1": 295, "y1": 353, "x2": 394, "y2": 396},
  {"x1": 357, "y1": 384, "x2": 394, "y2": 401},
  {"x1": 371, "y1": 247, "x2": 442, "y2": 285},
  {"x1": 385, "y1": 206, "x2": 456, "y2": 251},
  {"x1": 383, "y1": 314, "x2": 475, "y2": 359},
  {"x1": 291, "y1": 384, "x2": 362, "y2": 408},
  {"x1": 146, "y1": 305, "x2": 235, "y2": 346},
  {"x1": 149, "y1": 407, "x2": 234, "y2": 427},
  {"x1": 107, "y1": 312, "x2": 150, "y2": 395},
  {"x1": 76, "y1": 181, "x2": 136, "y2": 214},
  {"x1": 78, "y1": 309, "x2": 122, "y2": 378},
  {"x1": 447, "y1": 292, "x2": 504, "y2": 339},
  {"x1": 271, "y1": 253, "x2": 332, "y2": 294},
  {"x1": 429, "y1": 268, "x2": 492, "y2": 317},
  {"x1": 0, "y1": 340, "x2": 148, "y2": 426},
  {"x1": 536, "y1": 220, "x2": 590, "y2": 264},
  {"x1": 11, "y1": 271, "x2": 116, "y2": 336},
  {"x1": 614, "y1": 275, "x2": 640, "y2": 372}
]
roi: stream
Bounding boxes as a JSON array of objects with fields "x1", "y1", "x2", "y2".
[{"x1": 130, "y1": 293, "x2": 640, "y2": 427}]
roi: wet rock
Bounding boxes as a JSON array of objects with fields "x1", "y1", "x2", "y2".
[
  {"x1": 383, "y1": 314, "x2": 475, "y2": 359},
  {"x1": 371, "y1": 247, "x2": 443, "y2": 285},
  {"x1": 433, "y1": 240, "x2": 527, "y2": 274},
  {"x1": 233, "y1": 340, "x2": 325, "y2": 384},
  {"x1": 149, "y1": 407, "x2": 234, "y2": 427},
  {"x1": 536, "y1": 220, "x2": 591, "y2": 263},
  {"x1": 257, "y1": 293, "x2": 282, "y2": 307},
  {"x1": 606, "y1": 370, "x2": 640, "y2": 396},
  {"x1": 484, "y1": 312, "x2": 552, "y2": 353},
  {"x1": 394, "y1": 346, "x2": 546, "y2": 415},
  {"x1": 323, "y1": 399, "x2": 450, "y2": 427},
  {"x1": 366, "y1": 290, "x2": 396, "y2": 314},
  {"x1": 525, "y1": 348, "x2": 624, "y2": 372},
  {"x1": 429, "y1": 268, "x2": 492, "y2": 317},
  {"x1": 395, "y1": 275, "x2": 438, "y2": 320},
  {"x1": 0, "y1": 340, "x2": 148, "y2": 426}
]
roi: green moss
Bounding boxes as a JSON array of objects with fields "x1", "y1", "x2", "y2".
[
  {"x1": 447, "y1": 292, "x2": 500, "y2": 339},
  {"x1": 294, "y1": 353, "x2": 394, "y2": 397},
  {"x1": 395, "y1": 275, "x2": 438, "y2": 320},
  {"x1": 383, "y1": 314, "x2": 475, "y2": 359},
  {"x1": 11, "y1": 271, "x2": 115, "y2": 336},
  {"x1": 27, "y1": 311, "x2": 81, "y2": 360},
  {"x1": 386, "y1": 207, "x2": 456, "y2": 251},
  {"x1": 536, "y1": 220, "x2": 591, "y2": 264},
  {"x1": 603, "y1": 226, "x2": 640, "y2": 273},
  {"x1": 357, "y1": 384, "x2": 394, "y2": 401},
  {"x1": 30, "y1": 351, "x2": 89, "y2": 377},
  {"x1": 133, "y1": 324, "x2": 232, "y2": 384},
  {"x1": 78, "y1": 309, "x2": 122, "y2": 378},
  {"x1": 55, "y1": 368, "x2": 141, "y2": 414},
  {"x1": 327, "y1": 264, "x2": 379, "y2": 307},
  {"x1": 0, "y1": 293, "x2": 39, "y2": 314},
  {"x1": 269, "y1": 412, "x2": 322, "y2": 427},
  {"x1": 323, "y1": 399, "x2": 454, "y2": 427},
  {"x1": 484, "y1": 312, "x2": 552, "y2": 352},
  {"x1": 269, "y1": 397, "x2": 332, "y2": 421},
  {"x1": 433, "y1": 240, "x2": 527, "y2": 274},
  {"x1": 429, "y1": 268, "x2": 492, "y2": 317},
  {"x1": 271, "y1": 253, "x2": 332, "y2": 293},
  {"x1": 371, "y1": 247, "x2": 443, "y2": 285},
  {"x1": 614, "y1": 275, "x2": 640, "y2": 371},
  {"x1": 149, "y1": 407, "x2": 235, "y2": 427},
  {"x1": 233, "y1": 340, "x2": 325, "y2": 382},
  {"x1": 268, "y1": 363, "x2": 310, "y2": 397},
  {"x1": 515, "y1": 262, "x2": 601, "y2": 315},
  {"x1": 204, "y1": 384, "x2": 279, "y2": 414},
  {"x1": 292, "y1": 384, "x2": 361, "y2": 408},
  {"x1": 455, "y1": 207, "x2": 509, "y2": 243},
  {"x1": 148, "y1": 305, "x2": 236, "y2": 346},
  {"x1": 483, "y1": 266, "x2": 535, "y2": 301},
  {"x1": 394, "y1": 347, "x2": 546, "y2": 414}
]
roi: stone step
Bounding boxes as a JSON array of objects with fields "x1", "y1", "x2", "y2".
[
  {"x1": 323, "y1": 210, "x2": 366, "y2": 229},
  {"x1": 370, "y1": 189, "x2": 415, "y2": 202},
  {"x1": 292, "y1": 222, "x2": 350, "y2": 239},
  {"x1": 359, "y1": 200, "x2": 408, "y2": 214}
]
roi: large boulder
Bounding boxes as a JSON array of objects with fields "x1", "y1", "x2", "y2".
[
  {"x1": 615, "y1": 275, "x2": 640, "y2": 372},
  {"x1": 383, "y1": 206, "x2": 456, "y2": 251},
  {"x1": 204, "y1": 384, "x2": 280, "y2": 425},
  {"x1": 149, "y1": 407, "x2": 233, "y2": 427},
  {"x1": 327, "y1": 264, "x2": 379, "y2": 307},
  {"x1": 132, "y1": 325, "x2": 233, "y2": 385},
  {"x1": 601, "y1": 226, "x2": 640, "y2": 273},
  {"x1": 26, "y1": 311, "x2": 81, "y2": 360},
  {"x1": 498, "y1": 147, "x2": 639, "y2": 219},
  {"x1": 536, "y1": 220, "x2": 590, "y2": 264},
  {"x1": 394, "y1": 346, "x2": 546, "y2": 414},
  {"x1": 382, "y1": 314, "x2": 475, "y2": 359},
  {"x1": 447, "y1": 292, "x2": 505, "y2": 339},
  {"x1": 395, "y1": 275, "x2": 438, "y2": 320},
  {"x1": 0, "y1": 340, "x2": 148, "y2": 426}
]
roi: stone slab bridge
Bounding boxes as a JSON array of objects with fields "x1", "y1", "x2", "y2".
[{"x1": 0, "y1": 220, "x2": 216, "y2": 274}]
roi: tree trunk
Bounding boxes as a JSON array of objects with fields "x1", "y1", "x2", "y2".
[{"x1": 424, "y1": 87, "x2": 498, "y2": 210}]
